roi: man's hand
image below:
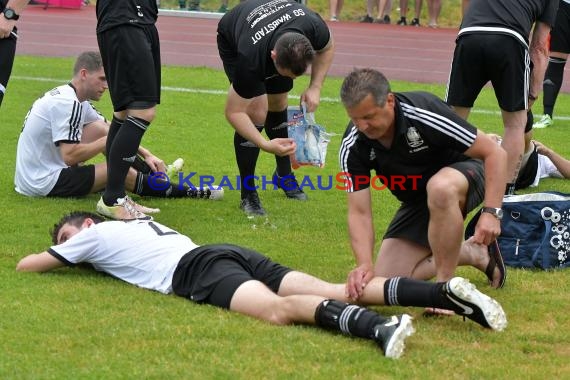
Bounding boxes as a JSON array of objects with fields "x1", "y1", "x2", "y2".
[
  {"x1": 345, "y1": 263, "x2": 374, "y2": 301},
  {"x1": 261, "y1": 138, "x2": 296, "y2": 157},
  {"x1": 300, "y1": 86, "x2": 321, "y2": 113},
  {"x1": 143, "y1": 154, "x2": 167, "y2": 174},
  {"x1": 0, "y1": 18, "x2": 16, "y2": 39},
  {"x1": 473, "y1": 213, "x2": 501, "y2": 246}
]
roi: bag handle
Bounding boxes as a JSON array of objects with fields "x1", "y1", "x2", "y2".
[{"x1": 531, "y1": 220, "x2": 552, "y2": 268}]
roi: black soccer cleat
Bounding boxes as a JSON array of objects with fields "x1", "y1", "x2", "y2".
[
  {"x1": 239, "y1": 192, "x2": 267, "y2": 216},
  {"x1": 372, "y1": 314, "x2": 415, "y2": 359},
  {"x1": 272, "y1": 171, "x2": 308, "y2": 201},
  {"x1": 443, "y1": 277, "x2": 507, "y2": 331}
]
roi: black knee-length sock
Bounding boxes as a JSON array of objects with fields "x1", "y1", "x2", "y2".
[
  {"x1": 265, "y1": 110, "x2": 291, "y2": 176},
  {"x1": 103, "y1": 116, "x2": 148, "y2": 205},
  {"x1": 234, "y1": 126, "x2": 263, "y2": 198}
]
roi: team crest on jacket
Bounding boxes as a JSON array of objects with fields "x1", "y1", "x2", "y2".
[{"x1": 405, "y1": 127, "x2": 424, "y2": 148}]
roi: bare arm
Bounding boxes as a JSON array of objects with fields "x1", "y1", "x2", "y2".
[
  {"x1": 346, "y1": 188, "x2": 376, "y2": 299},
  {"x1": 16, "y1": 251, "x2": 65, "y2": 272},
  {"x1": 528, "y1": 21, "x2": 552, "y2": 103},
  {"x1": 224, "y1": 85, "x2": 296, "y2": 156},
  {"x1": 59, "y1": 137, "x2": 106, "y2": 166},
  {"x1": 0, "y1": 0, "x2": 30, "y2": 37},
  {"x1": 464, "y1": 130, "x2": 508, "y2": 245},
  {"x1": 300, "y1": 35, "x2": 335, "y2": 112},
  {"x1": 534, "y1": 141, "x2": 570, "y2": 178}
]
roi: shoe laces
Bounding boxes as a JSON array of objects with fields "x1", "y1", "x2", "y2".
[
  {"x1": 118, "y1": 196, "x2": 148, "y2": 219},
  {"x1": 275, "y1": 173, "x2": 300, "y2": 190},
  {"x1": 246, "y1": 192, "x2": 262, "y2": 207},
  {"x1": 188, "y1": 187, "x2": 212, "y2": 199}
]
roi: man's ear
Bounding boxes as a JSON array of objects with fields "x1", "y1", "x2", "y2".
[
  {"x1": 386, "y1": 93, "x2": 396, "y2": 107},
  {"x1": 83, "y1": 218, "x2": 95, "y2": 228},
  {"x1": 270, "y1": 50, "x2": 277, "y2": 62}
]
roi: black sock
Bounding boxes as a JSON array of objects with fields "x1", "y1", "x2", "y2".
[
  {"x1": 234, "y1": 126, "x2": 263, "y2": 199},
  {"x1": 132, "y1": 155, "x2": 152, "y2": 174},
  {"x1": 103, "y1": 116, "x2": 148, "y2": 205},
  {"x1": 505, "y1": 183, "x2": 516, "y2": 195},
  {"x1": 133, "y1": 172, "x2": 189, "y2": 197},
  {"x1": 265, "y1": 110, "x2": 291, "y2": 177},
  {"x1": 0, "y1": 92, "x2": 4, "y2": 108},
  {"x1": 542, "y1": 57, "x2": 566, "y2": 117},
  {"x1": 525, "y1": 109, "x2": 533, "y2": 133},
  {"x1": 383, "y1": 277, "x2": 465, "y2": 313},
  {"x1": 106, "y1": 116, "x2": 124, "y2": 158},
  {"x1": 315, "y1": 299, "x2": 388, "y2": 339}
]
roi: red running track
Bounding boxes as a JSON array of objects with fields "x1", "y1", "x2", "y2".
[{"x1": 15, "y1": 4, "x2": 570, "y2": 92}]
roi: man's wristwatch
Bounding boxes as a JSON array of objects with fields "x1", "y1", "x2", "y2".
[
  {"x1": 3, "y1": 8, "x2": 20, "y2": 20},
  {"x1": 481, "y1": 207, "x2": 504, "y2": 220}
]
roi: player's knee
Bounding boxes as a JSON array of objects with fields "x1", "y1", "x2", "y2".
[
  {"x1": 264, "y1": 298, "x2": 294, "y2": 325},
  {"x1": 427, "y1": 177, "x2": 459, "y2": 209}
]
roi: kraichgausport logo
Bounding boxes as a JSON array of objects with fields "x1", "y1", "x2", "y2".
[{"x1": 147, "y1": 172, "x2": 423, "y2": 192}]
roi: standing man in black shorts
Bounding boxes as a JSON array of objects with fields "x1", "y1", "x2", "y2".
[
  {"x1": 445, "y1": 0, "x2": 558, "y2": 195},
  {"x1": 0, "y1": 0, "x2": 31, "y2": 108},
  {"x1": 17, "y1": 211, "x2": 508, "y2": 359},
  {"x1": 339, "y1": 69, "x2": 508, "y2": 304},
  {"x1": 533, "y1": 0, "x2": 570, "y2": 129},
  {"x1": 217, "y1": 0, "x2": 334, "y2": 216},
  {"x1": 95, "y1": 0, "x2": 162, "y2": 221}
]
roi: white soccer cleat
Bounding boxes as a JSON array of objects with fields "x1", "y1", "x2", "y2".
[
  {"x1": 533, "y1": 114, "x2": 553, "y2": 129},
  {"x1": 444, "y1": 277, "x2": 508, "y2": 331},
  {"x1": 166, "y1": 158, "x2": 185, "y2": 179}
]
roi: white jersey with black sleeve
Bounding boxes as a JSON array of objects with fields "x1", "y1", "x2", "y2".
[
  {"x1": 14, "y1": 84, "x2": 104, "y2": 196},
  {"x1": 48, "y1": 220, "x2": 200, "y2": 294}
]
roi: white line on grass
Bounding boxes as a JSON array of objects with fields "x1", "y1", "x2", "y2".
[{"x1": 13, "y1": 75, "x2": 570, "y2": 120}]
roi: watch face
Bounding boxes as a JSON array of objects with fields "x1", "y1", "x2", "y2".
[
  {"x1": 4, "y1": 8, "x2": 18, "y2": 20},
  {"x1": 497, "y1": 209, "x2": 504, "y2": 219}
]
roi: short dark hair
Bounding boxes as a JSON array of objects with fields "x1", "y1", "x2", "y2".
[
  {"x1": 73, "y1": 51, "x2": 103, "y2": 76},
  {"x1": 274, "y1": 32, "x2": 315, "y2": 76},
  {"x1": 51, "y1": 211, "x2": 104, "y2": 244},
  {"x1": 340, "y1": 68, "x2": 391, "y2": 109}
]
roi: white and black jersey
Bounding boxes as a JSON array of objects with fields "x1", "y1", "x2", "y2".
[
  {"x1": 459, "y1": 0, "x2": 558, "y2": 47},
  {"x1": 49, "y1": 221, "x2": 200, "y2": 294},
  {"x1": 95, "y1": 0, "x2": 158, "y2": 34},
  {"x1": 217, "y1": 0, "x2": 330, "y2": 99},
  {"x1": 339, "y1": 92, "x2": 478, "y2": 203},
  {"x1": 14, "y1": 84, "x2": 104, "y2": 196}
]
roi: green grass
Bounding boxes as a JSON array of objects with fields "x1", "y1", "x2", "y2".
[
  {"x1": 1, "y1": 55, "x2": 570, "y2": 379},
  {"x1": 159, "y1": 0, "x2": 466, "y2": 27}
]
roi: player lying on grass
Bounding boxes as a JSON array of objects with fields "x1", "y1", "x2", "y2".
[
  {"x1": 14, "y1": 51, "x2": 222, "y2": 221},
  {"x1": 17, "y1": 211, "x2": 508, "y2": 359}
]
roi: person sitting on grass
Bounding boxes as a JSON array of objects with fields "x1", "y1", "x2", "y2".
[
  {"x1": 17, "y1": 211, "x2": 508, "y2": 359},
  {"x1": 489, "y1": 128, "x2": 570, "y2": 190},
  {"x1": 14, "y1": 51, "x2": 223, "y2": 217}
]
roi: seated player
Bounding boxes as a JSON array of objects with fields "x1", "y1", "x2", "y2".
[{"x1": 14, "y1": 51, "x2": 222, "y2": 220}]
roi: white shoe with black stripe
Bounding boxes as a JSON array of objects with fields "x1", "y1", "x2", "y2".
[{"x1": 444, "y1": 277, "x2": 507, "y2": 331}]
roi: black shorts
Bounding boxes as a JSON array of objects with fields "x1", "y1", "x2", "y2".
[
  {"x1": 97, "y1": 24, "x2": 161, "y2": 112},
  {"x1": 446, "y1": 33, "x2": 530, "y2": 112},
  {"x1": 217, "y1": 33, "x2": 294, "y2": 96},
  {"x1": 384, "y1": 159, "x2": 485, "y2": 248},
  {"x1": 550, "y1": 1, "x2": 570, "y2": 54},
  {"x1": 172, "y1": 244, "x2": 293, "y2": 309},
  {"x1": 47, "y1": 165, "x2": 95, "y2": 197},
  {"x1": 0, "y1": 30, "x2": 17, "y2": 92}
]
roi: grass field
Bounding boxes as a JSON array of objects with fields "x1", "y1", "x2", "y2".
[{"x1": 1, "y1": 55, "x2": 570, "y2": 379}]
